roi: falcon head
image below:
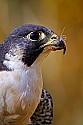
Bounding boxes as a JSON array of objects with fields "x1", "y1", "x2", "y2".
[{"x1": 2, "y1": 24, "x2": 66, "y2": 70}]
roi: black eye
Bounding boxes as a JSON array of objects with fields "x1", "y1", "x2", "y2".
[
  {"x1": 30, "y1": 32, "x2": 40, "y2": 41},
  {"x1": 27, "y1": 31, "x2": 46, "y2": 41}
]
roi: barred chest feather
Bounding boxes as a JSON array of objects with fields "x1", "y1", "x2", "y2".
[{"x1": 0, "y1": 62, "x2": 43, "y2": 125}]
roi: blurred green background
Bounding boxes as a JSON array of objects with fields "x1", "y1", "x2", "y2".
[{"x1": 0, "y1": 0, "x2": 83, "y2": 125}]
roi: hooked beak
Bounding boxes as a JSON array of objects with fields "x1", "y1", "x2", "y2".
[{"x1": 41, "y1": 34, "x2": 66, "y2": 54}]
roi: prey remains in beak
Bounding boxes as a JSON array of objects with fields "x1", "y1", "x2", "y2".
[{"x1": 41, "y1": 34, "x2": 66, "y2": 54}]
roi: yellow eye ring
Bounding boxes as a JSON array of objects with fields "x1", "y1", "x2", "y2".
[{"x1": 27, "y1": 31, "x2": 46, "y2": 41}]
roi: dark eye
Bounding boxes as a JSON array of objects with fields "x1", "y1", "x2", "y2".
[
  {"x1": 27, "y1": 31, "x2": 46, "y2": 41},
  {"x1": 30, "y1": 32, "x2": 40, "y2": 40}
]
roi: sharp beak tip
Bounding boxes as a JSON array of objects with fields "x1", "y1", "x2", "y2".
[
  {"x1": 56, "y1": 39, "x2": 66, "y2": 55},
  {"x1": 63, "y1": 46, "x2": 66, "y2": 55},
  {"x1": 51, "y1": 42, "x2": 66, "y2": 55}
]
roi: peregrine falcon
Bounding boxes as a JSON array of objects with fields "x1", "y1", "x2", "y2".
[{"x1": 0, "y1": 24, "x2": 66, "y2": 125}]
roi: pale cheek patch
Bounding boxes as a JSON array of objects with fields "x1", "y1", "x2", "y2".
[{"x1": 3, "y1": 47, "x2": 27, "y2": 70}]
